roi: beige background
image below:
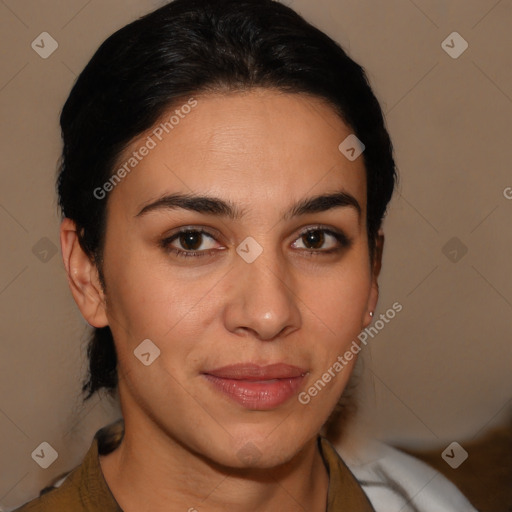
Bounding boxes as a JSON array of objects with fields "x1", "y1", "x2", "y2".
[{"x1": 1, "y1": 0, "x2": 511, "y2": 509}]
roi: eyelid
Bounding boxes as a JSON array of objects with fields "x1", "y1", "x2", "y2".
[
  {"x1": 160, "y1": 224, "x2": 352, "y2": 259},
  {"x1": 161, "y1": 227, "x2": 223, "y2": 251},
  {"x1": 162, "y1": 224, "x2": 223, "y2": 239},
  {"x1": 296, "y1": 224, "x2": 348, "y2": 238},
  {"x1": 162, "y1": 224, "x2": 350, "y2": 244},
  {"x1": 293, "y1": 224, "x2": 352, "y2": 249}
]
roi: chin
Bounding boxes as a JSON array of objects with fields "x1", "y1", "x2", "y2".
[{"x1": 209, "y1": 426, "x2": 314, "y2": 470}]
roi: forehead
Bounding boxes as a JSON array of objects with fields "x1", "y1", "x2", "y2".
[{"x1": 108, "y1": 89, "x2": 367, "y2": 218}]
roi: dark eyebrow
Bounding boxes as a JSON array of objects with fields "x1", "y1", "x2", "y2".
[
  {"x1": 285, "y1": 191, "x2": 361, "y2": 220},
  {"x1": 135, "y1": 190, "x2": 361, "y2": 220}
]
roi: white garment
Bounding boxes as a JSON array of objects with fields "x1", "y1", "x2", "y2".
[{"x1": 335, "y1": 437, "x2": 479, "y2": 512}]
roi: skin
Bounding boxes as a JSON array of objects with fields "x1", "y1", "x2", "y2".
[{"x1": 60, "y1": 88, "x2": 383, "y2": 512}]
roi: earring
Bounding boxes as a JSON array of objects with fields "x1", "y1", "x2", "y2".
[{"x1": 369, "y1": 311, "x2": 374, "y2": 317}]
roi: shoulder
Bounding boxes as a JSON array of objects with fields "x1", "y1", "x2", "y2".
[
  {"x1": 333, "y1": 434, "x2": 479, "y2": 512},
  {"x1": 11, "y1": 468, "x2": 81, "y2": 511},
  {"x1": 12, "y1": 419, "x2": 124, "y2": 512}
]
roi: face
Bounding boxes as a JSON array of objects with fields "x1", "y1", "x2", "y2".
[{"x1": 90, "y1": 89, "x2": 379, "y2": 468}]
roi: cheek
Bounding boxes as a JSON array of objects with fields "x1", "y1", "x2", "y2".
[
  {"x1": 297, "y1": 257, "x2": 372, "y2": 391},
  {"x1": 106, "y1": 261, "x2": 211, "y2": 343},
  {"x1": 103, "y1": 231, "x2": 371, "y2": 358},
  {"x1": 302, "y1": 257, "x2": 371, "y2": 332}
]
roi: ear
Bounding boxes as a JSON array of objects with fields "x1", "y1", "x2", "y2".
[
  {"x1": 60, "y1": 218, "x2": 109, "y2": 328},
  {"x1": 363, "y1": 229, "x2": 384, "y2": 328}
]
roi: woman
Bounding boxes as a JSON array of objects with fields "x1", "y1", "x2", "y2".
[{"x1": 14, "y1": 0, "x2": 478, "y2": 510}]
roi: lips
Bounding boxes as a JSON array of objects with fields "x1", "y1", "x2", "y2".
[
  {"x1": 204, "y1": 363, "x2": 308, "y2": 380},
  {"x1": 202, "y1": 363, "x2": 308, "y2": 410}
]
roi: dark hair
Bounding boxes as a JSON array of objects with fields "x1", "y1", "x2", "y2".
[{"x1": 57, "y1": 0, "x2": 397, "y2": 401}]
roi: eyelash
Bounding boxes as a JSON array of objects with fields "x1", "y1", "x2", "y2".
[{"x1": 160, "y1": 226, "x2": 352, "y2": 259}]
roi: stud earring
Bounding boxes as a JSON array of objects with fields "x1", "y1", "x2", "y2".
[{"x1": 369, "y1": 311, "x2": 374, "y2": 317}]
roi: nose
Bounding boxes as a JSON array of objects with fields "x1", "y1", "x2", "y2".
[{"x1": 222, "y1": 249, "x2": 302, "y2": 341}]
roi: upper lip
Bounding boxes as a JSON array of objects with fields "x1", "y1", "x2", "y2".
[{"x1": 204, "y1": 363, "x2": 308, "y2": 380}]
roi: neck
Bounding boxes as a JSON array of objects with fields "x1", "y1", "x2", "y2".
[{"x1": 99, "y1": 412, "x2": 329, "y2": 512}]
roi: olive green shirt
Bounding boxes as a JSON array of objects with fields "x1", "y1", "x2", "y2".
[{"x1": 14, "y1": 421, "x2": 375, "y2": 511}]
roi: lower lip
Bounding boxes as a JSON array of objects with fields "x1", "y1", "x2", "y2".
[{"x1": 202, "y1": 374, "x2": 306, "y2": 410}]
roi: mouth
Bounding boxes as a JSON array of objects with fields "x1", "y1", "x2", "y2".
[{"x1": 202, "y1": 363, "x2": 308, "y2": 410}]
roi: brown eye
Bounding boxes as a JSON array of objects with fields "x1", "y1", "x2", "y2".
[
  {"x1": 161, "y1": 228, "x2": 219, "y2": 258},
  {"x1": 301, "y1": 229, "x2": 325, "y2": 250},
  {"x1": 291, "y1": 227, "x2": 351, "y2": 254},
  {"x1": 179, "y1": 231, "x2": 204, "y2": 251}
]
